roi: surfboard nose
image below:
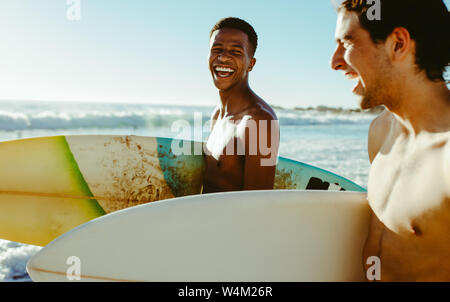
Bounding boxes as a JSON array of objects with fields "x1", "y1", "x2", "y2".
[
  {"x1": 27, "y1": 248, "x2": 86, "y2": 282},
  {"x1": 26, "y1": 251, "x2": 45, "y2": 282}
]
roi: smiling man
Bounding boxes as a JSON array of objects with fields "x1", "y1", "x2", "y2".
[
  {"x1": 331, "y1": 0, "x2": 450, "y2": 281},
  {"x1": 202, "y1": 17, "x2": 279, "y2": 193}
]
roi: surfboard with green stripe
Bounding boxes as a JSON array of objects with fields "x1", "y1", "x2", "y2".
[{"x1": 0, "y1": 135, "x2": 365, "y2": 247}]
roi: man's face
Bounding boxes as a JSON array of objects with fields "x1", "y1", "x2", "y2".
[
  {"x1": 331, "y1": 11, "x2": 394, "y2": 109},
  {"x1": 208, "y1": 28, "x2": 255, "y2": 91}
]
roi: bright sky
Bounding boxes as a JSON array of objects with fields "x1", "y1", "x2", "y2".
[{"x1": 0, "y1": 0, "x2": 448, "y2": 109}]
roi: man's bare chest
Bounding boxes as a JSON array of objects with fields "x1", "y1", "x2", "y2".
[
  {"x1": 206, "y1": 116, "x2": 250, "y2": 160},
  {"x1": 368, "y1": 136, "x2": 449, "y2": 237}
]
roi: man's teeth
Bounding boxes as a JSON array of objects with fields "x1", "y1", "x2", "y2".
[{"x1": 215, "y1": 67, "x2": 234, "y2": 73}]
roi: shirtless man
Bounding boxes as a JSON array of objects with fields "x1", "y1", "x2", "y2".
[
  {"x1": 331, "y1": 0, "x2": 450, "y2": 281},
  {"x1": 203, "y1": 17, "x2": 279, "y2": 193}
]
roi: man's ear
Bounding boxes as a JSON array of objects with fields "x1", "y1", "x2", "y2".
[
  {"x1": 248, "y1": 58, "x2": 256, "y2": 72},
  {"x1": 387, "y1": 27, "x2": 412, "y2": 62}
]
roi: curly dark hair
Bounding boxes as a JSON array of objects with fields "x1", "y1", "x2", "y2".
[
  {"x1": 210, "y1": 17, "x2": 258, "y2": 56},
  {"x1": 339, "y1": 0, "x2": 450, "y2": 82}
]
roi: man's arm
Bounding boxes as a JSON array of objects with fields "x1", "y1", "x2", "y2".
[
  {"x1": 240, "y1": 111, "x2": 280, "y2": 190},
  {"x1": 362, "y1": 109, "x2": 394, "y2": 277}
]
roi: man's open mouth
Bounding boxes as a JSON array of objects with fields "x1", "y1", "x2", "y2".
[
  {"x1": 345, "y1": 72, "x2": 362, "y2": 94},
  {"x1": 214, "y1": 66, "x2": 235, "y2": 78}
]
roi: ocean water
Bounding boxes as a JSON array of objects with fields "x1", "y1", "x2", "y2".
[{"x1": 0, "y1": 101, "x2": 377, "y2": 282}]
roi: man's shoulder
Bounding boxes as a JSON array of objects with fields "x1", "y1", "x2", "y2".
[
  {"x1": 244, "y1": 100, "x2": 278, "y2": 122},
  {"x1": 234, "y1": 101, "x2": 280, "y2": 144},
  {"x1": 369, "y1": 108, "x2": 393, "y2": 130},
  {"x1": 211, "y1": 106, "x2": 221, "y2": 119},
  {"x1": 442, "y1": 135, "x2": 450, "y2": 196},
  {"x1": 368, "y1": 108, "x2": 395, "y2": 162}
]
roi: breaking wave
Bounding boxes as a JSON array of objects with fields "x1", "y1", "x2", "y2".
[{"x1": 0, "y1": 102, "x2": 378, "y2": 131}]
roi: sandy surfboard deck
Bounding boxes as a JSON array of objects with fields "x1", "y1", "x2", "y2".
[{"x1": 0, "y1": 135, "x2": 365, "y2": 246}]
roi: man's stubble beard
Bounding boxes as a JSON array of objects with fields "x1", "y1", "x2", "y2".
[{"x1": 359, "y1": 53, "x2": 402, "y2": 111}]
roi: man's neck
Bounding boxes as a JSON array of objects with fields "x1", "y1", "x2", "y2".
[
  {"x1": 388, "y1": 76, "x2": 450, "y2": 135},
  {"x1": 218, "y1": 81, "x2": 255, "y2": 117}
]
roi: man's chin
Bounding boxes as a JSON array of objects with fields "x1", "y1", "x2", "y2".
[
  {"x1": 213, "y1": 82, "x2": 229, "y2": 91},
  {"x1": 216, "y1": 85, "x2": 232, "y2": 92},
  {"x1": 358, "y1": 96, "x2": 377, "y2": 111},
  {"x1": 214, "y1": 81, "x2": 235, "y2": 92}
]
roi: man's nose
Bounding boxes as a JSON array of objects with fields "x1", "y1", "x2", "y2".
[
  {"x1": 218, "y1": 51, "x2": 232, "y2": 62},
  {"x1": 330, "y1": 45, "x2": 346, "y2": 71}
]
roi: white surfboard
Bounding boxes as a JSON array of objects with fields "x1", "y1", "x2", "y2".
[{"x1": 26, "y1": 190, "x2": 370, "y2": 282}]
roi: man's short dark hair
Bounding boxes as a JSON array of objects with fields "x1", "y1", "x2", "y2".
[
  {"x1": 210, "y1": 17, "x2": 258, "y2": 56},
  {"x1": 339, "y1": 0, "x2": 450, "y2": 82}
]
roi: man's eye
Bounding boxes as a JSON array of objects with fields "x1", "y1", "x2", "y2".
[
  {"x1": 212, "y1": 48, "x2": 222, "y2": 53},
  {"x1": 231, "y1": 50, "x2": 242, "y2": 55}
]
